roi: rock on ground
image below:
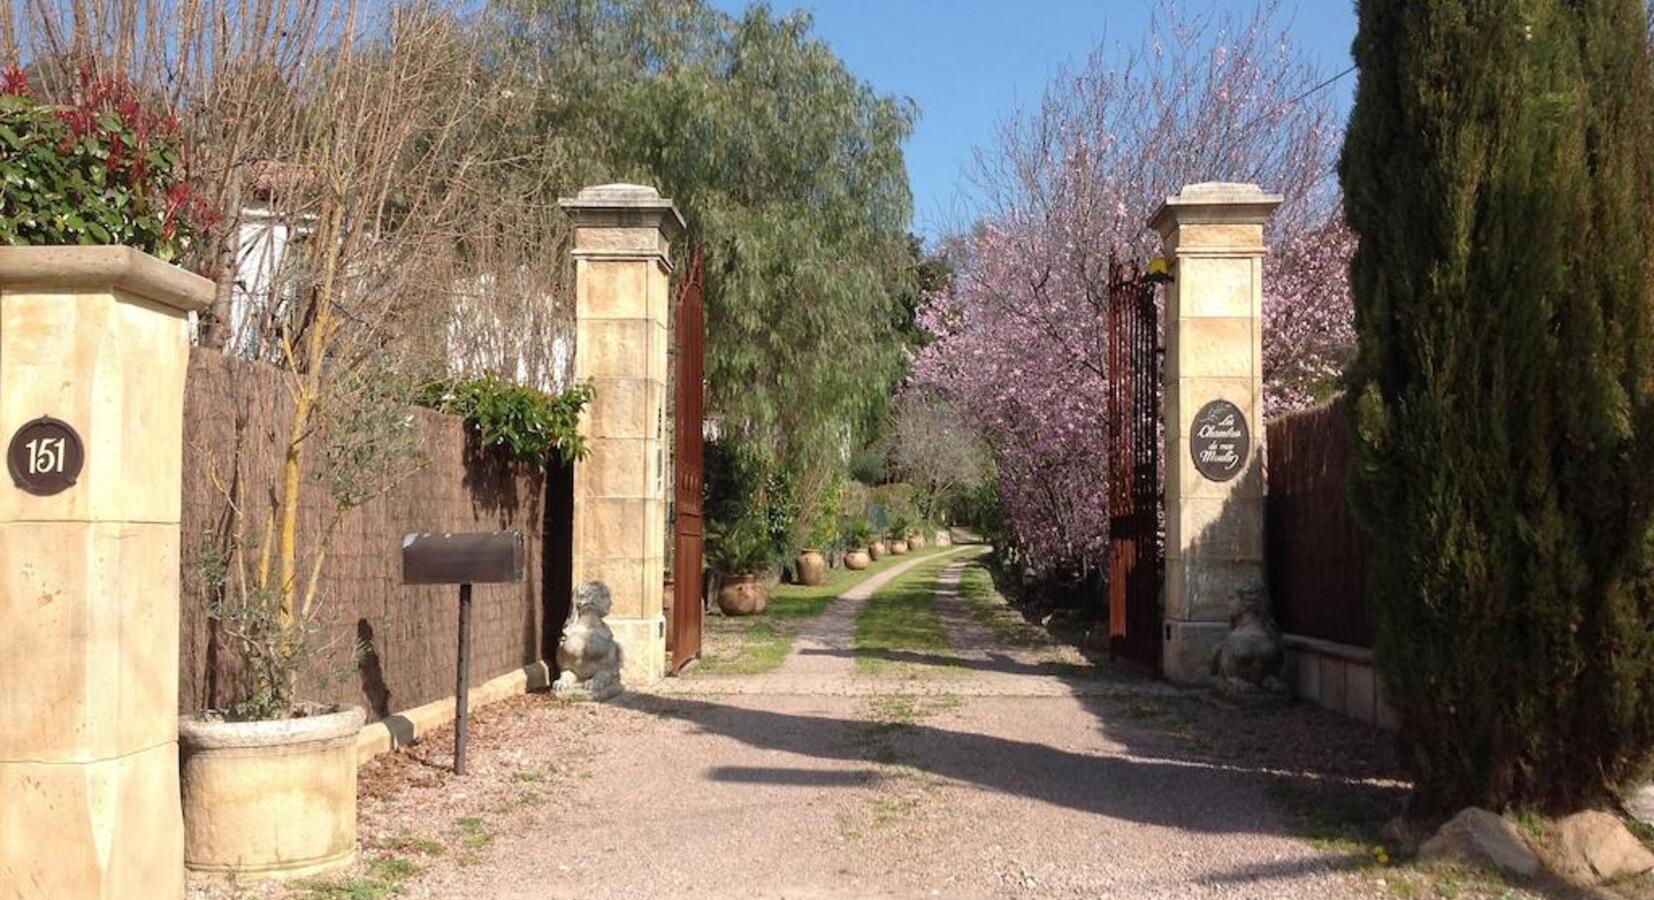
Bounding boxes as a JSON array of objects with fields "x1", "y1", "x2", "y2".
[
  {"x1": 1625, "y1": 783, "x2": 1654, "y2": 828},
  {"x1": 1553, "y1": 810, "x2": 1654, "y2": 884},
  {"x1": 1419, "y1": 808, "x2": 1540, "y2": 877}
]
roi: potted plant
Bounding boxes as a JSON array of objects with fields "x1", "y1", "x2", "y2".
[
  {"x1": 711, "y1": 515, "x2": 774, "y2": 615},
  {"x1": 796, "y1": 547, "x2": 829, "y2": 585},
  {"x1": 843, "y1": 521, "x2": 873, "y2": 570},
  {"x1": 796, "y1": 503, "x2": 837, "y2": 586},
  {"x1": 182, "y1": 548, "x2": 370, "y2": 879},
  {"x1": 888, "y1": 514, "x2": 913, "y2": 555}
]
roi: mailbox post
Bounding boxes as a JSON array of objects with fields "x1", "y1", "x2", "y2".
[{"x1": 401, "y1": 531, "x2": 526, "y2": 775}]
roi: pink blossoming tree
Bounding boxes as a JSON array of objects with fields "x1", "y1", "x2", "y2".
[{"x1": 913, "y1": 1, "x2": 1354, "y2": 575}]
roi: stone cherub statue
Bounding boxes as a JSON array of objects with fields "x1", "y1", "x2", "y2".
[
  {"x1": 554, "y1": 580, "x2": 623, "y2": 701},
  {"x1": 1211, "y1": 582, "x2": 1286, "y2": 699}
]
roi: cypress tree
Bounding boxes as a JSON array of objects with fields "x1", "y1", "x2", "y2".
[{"x1": 1342, "y1": 0, "x2": 1654, "y2": 814}]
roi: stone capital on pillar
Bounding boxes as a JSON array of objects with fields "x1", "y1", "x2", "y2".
[
  {"x1": 560, "y1": 183, "x2": 683, "y2": 687},
  {"x1": 560, "y1": 183, "x2": 686, "y2": 268},
  {"x1": 1150, "y1": 183, "x2": 1280, "y2": 685},
  {"x1": 1150, "y1": 181, "x2": 1282, "y2": 247}
]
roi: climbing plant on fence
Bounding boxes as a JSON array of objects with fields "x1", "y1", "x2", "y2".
[{"x1": 420, "y1": 375, "x2": 593, "y2": 466}]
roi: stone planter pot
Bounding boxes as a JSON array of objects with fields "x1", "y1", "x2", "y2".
[
  {"x1": 908, "y1": 533, "x2": 926, "y2": 548},
  {"x1": 180, "y1": 705, "x2": 367, "y2": 880},
  {"x1": 844, "y1": 549, "x2": 871, "y2": 570},
  {"x1": 890, "y1": 540, "x2": 910, "y2": 555},
  {"x1": 934, "y1": 529, "x2": 953, "y2": 547},
  {"x1": 797, "y1": 549, "x2": 829, "y2": 586},
  {"x1": 717, "y1": 573, "x2": 769, "y2": 615},
  {"x1": 869, "y1": 541, "x2": 888, "y2": 561}
]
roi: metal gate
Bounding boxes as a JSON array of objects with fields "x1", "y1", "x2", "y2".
[
  {"x1": 669, "y1": 247, "x2": 706, "y2": 673},
  {"x1": 1105, "y1": 260, "x2": 1164, "y2": 672}
]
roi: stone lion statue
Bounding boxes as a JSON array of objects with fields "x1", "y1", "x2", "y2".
[
  {"x1": 1211, "y1": 582, "x2": 1285, "y2": 698},
  {"x1": 554, "y1": 580, "x2": 623, "y2": 701}
]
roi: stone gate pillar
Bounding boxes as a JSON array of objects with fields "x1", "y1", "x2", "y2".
[
  {"x1": 1149, "y1": 183, "x2": 1281, "y2": 685},
  {"x1": 0, "y1": 247, "x2": 213, "y2": 898},
  {"x1": 561, "y1": 184, "x2": 684, "y2": 687}
]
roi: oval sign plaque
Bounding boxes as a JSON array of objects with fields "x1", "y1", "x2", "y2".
[
  {"x1": 1190, "y1": 399, "x2": 1250, "y2": 482},
  {"x1": 8, "y1": 416, "x2": 85, "y2": 496}
]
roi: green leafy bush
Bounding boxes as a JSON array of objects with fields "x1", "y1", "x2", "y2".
[
  {"x1": 420, "y1": 375, "x2": 592, "y2": 467},
  {"x1": 708, "y1": 513, "x2": 774, "y2": 575},
  {"x1": 805, "y1": 477, "x2": 845, "y2": 550},
  {"x1": 886, "y1": 511, "x2": 913, "y2": 542},
  {"x1": 849, "y1": 446, "x2": 888, "y2": 485},
  {"x1": 842, "y1": 518, "x2": 872, "y2": 550},
  {"x1": 0, "y1": 66, "x2": 209, "y2": 262}
]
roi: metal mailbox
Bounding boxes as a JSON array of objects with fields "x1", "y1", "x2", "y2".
[
  {"x1": 400, "y1": 530, "x2": 526, "y2": 775},
  {"x1": 401, "y1": 531, "x2": 525, "y2": 585}
]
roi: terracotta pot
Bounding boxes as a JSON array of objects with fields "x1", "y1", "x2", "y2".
[
  {"x1": 796, "y1": 549, "x2": 829, "y2": 586},
  {"x1": 844, "y1": 549, "x2": 871, "y2": 570},
  {"x1": 869, "y1": 541, "x2": 888, "y2": 560},
  {"x1": 717, "y1": 573, "x2": 769, "y2": 615},
  {"x1": 934, "y1": 529, "x2": 953, "y2": 547},
  {"x1": 908, "y1": 533, "x2": 926, "y2": 548},
  {"x1": 890, "y1": 540, "x2": 910, "y2": 555},
  {"x1": 180, "y1": 705, "x2": 367, "y2": 880}
]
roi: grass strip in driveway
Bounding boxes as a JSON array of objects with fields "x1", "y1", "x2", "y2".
[
  {"x1": 696, "y1": 546, "x2": 954, "y2": 675},
  {"x1": 956, "y1": 558, "x2": 1048, "y2": 648},
  {"x1": 852, "y1": 555, "x2": 961, "y2": 676}
]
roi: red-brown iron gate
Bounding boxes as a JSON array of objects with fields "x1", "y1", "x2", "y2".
[
  {"x1": 1105, "y1": 261, "x2": 1164, "y2": 672},
  {"x1": 670, "y1": 247, "x2": 706, "y2": 673}
]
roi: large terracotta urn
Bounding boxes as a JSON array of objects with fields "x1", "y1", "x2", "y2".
[
  {"x1": 890, "y1": 539, "x2": 910, "y2": 555},
  {"x1": 717, "y1": 573, "x2": 769, "y2": 615},
  {"x1": 796, "y1": 549, "x2": 829, "y2": 586},
  {"x1": 844, "y1": 549, "x2": 871, "y2": 570},
  {"x1": 869, "y1": 540, "x2": 888, "y2": 561},
  {"x1": 179, "y1": 705, "x2": 367, "y2": 880}
]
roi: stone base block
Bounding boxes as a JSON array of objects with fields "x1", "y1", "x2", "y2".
[
  {"x1": 609, "y1": 615, "x2": 665, "y2": 687},
  {"x1": 1161, "y1": 619, "x2": 1227, "y2": 685},
  {"x1": 1282, "y1": 635, "x2": 1395, "y2": 730},
  {"x1": 0, "y1": 741, "x2": 183, "y2": 900}
]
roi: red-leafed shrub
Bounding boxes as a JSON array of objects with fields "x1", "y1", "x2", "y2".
[{"x1": 0, "y1": 65, "x2": 211, "y2": 264}]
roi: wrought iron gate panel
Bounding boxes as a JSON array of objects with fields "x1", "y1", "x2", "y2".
[
  {"x1": 1105, "y1": 261, "x2": 1164, "y2": 672},
  {"x1": 670, "y1": 247, "x2": 706, "y2": 673}
]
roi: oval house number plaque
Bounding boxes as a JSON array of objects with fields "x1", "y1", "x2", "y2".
[
  {"x1": 8, "y1": 416, "x2": 85, "y2": 496},
  {"x1": 1190, "y1": 399, "x2": 1249, "y2": 482}
]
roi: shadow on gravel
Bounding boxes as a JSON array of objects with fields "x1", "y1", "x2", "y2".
[
  {"x1": 624, "y1": 693, "x2": 1406, "y2": 838},
  {"x1": 707, "y1": 766, "x2": 884, "y2": 787}
]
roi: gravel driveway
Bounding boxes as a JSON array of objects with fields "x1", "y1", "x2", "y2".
[{"x1": 191, "y1": 555, "x2": 1407, "y2": 900}]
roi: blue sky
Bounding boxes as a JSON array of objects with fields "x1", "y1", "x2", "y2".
[{"x1": 708, "y1": 1, "x2": 1359, "y2": 240}]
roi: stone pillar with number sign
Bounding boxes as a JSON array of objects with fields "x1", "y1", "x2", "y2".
[
  {"x1": 0, "y1": 246, "x2": 213, "y2": 899},
  {"x1": 560, "y1": 184, "x2": 683, "y2": 687},
  {"x1": 1150, "y1": 183, "x2": 1281, "y2": 685}
]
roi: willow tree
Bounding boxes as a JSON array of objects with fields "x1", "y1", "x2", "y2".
[
  {"x1": 1342, "y1": 0, "x2": 1654, "y2": 813},
  {"x1": 482, "y1": 0, "x2": 915, "y2": 540}
]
